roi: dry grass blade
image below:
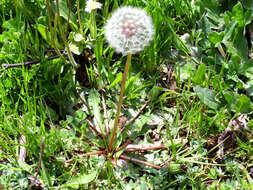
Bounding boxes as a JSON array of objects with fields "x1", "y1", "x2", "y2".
[{"x1": 18, "y1": 135, "x2": 26, "y2": 162}]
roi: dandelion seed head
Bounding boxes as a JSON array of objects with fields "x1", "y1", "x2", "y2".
[{"x1": 105, "y1": 6, "x2": 154, "y2": 55}]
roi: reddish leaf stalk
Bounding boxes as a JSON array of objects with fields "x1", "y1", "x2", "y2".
[
  {"x1": 125, "y1": 100, "x2": 149, "y2": 127},
  {"x1": 80, "y1": 151, "x2": 106, "y2": 157},
  {"x1": 115, "y1": 140, "x2": 132, "y2": 153},
  {"x1": 125, "y1": 145, "x2": 166, "y2": 152},
  {"x1": 120, "y1": 100, "x2": 149, "y2": 133},
  {"x1": 86, "y1": 118, "x2": 105, "y2": 138}
]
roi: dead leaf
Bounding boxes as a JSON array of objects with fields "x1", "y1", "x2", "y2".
[{"x1": 217, "y1": 115, "x2": 248, "y2": 159}]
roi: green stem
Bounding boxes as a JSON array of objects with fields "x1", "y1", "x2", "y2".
[
  {"x1": 91, "y1": 11, "x2": 100, "y2": 72},
  {"x1": 66, "y1": 43, "x2": 79, "y2": 70},
  {"x1": 46, "y1": 0, "x2": 53, "y2": 40},
  {"x1": 55, "y1": 0, "x2": 75, "y2": 68},
  {"x1": 56, "y1": 0, "x2": 78, "y2": 70},
  {"x1": 46, "y1": 0, "x2": 64, "y2": 61},
  {"x1": 2, "y1": 0, "x2": 5, "y2": 22},
  {"x1": 90, "y1": 11, "x2": 97, "y2": 39},
  {"x1": 66, "y1": 0, "x2": 71, "y2": 38},
  {"x1": 76, "y1": 0, "x2": 83, "y2": 35},
  {"x1": 56, "y1": 0, "x2": 66, "y2": 42},
  {"x1": 108, "y1": 54, "x2": 132, "y2": 153}
]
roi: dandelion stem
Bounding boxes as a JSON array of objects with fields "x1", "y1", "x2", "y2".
[
  {"x1": 90, "y1": 11, "x2": 97, "y2": 39},
  {"x1": 77, "y1": 0, "x2": 83, "y2": 35},
  {"x1": 66, "y1": 0, "x2": 71, "y2": 38},
  {"x1": 108, "y1": 54, "x2": 132, "y2": 153}
]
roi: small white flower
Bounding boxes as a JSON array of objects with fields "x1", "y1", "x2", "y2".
[
  {"x1": 105, "y1": 6, "x2": 154, "y2": 55},
  {"x1": 85, "y1": 0, "x2": 102, "y2": 13}
]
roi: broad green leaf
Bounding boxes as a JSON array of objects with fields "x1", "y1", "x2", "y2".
[
  {"x1": 224, "y1": 27, "x2": 248, "y2": 61},
  {"x1": 232, "y1": 2, "x2": 245, "y2": 27},
  {"x1": 74, "y1": 33, "x2": 85, "y2": 42},
  {"x1": 200, "y1": 0, "x2": 220, "y2": 14},
  {"x1": 233, "y1": 27, "x2": 248, "y2": 61},
  {"x1": 244, "y1": 10, "x2": 253, "y2": 25},
  {"x1": 223, "y1": 21, "x2": 237, "y2": 42},
  {"x1": 178, "y1": 61, "x2": 196, "y2": 81},
  {"x1": 223, "y1": 91, "x2": 252, "y2": 113},
  {"x1": 109, "y1": 72, "x2": 122, "y2": 89},
  {"x1": 242, "y1": 0, "x2": 253, "y2": 10},
  {"x1": 228, "y1": 55, "x2": 241, "y2": 74},
  {"x1": 69, "y1": 42, "x2": 83, "y2": 55},
  {"x1": 246, "y1": 85, "x2": 253, "y2": 97},
  {"x1": 209, "y1": 31, "x2": 224, "y2": 46},
  {"x1": 245, "y1": 79, "x2": 253, "y2": 97},
  {"x1": 166, "y1": 162, "x2": 185, "y2": 174},
  {"x1": 205, "y1": 9, "x2": 221, "y2": 27},
  {"x1": 234, "y1": 95, "x2": 251, "y2": 113},
  {"x1": 209, "y1": 168, "x2": 217, "y2": 179},
  {"x1": 74, "y1": 109, "x2": 87, "y2": 122},
  {"x1": 88, "y1": 89, "x2": 102, "y2": 128},
  {"x1": 62, "y1": 171, "x2": 97, "y2": 189},
  {"x1": 131, "y1": 112, "x2": 150, "y2": 138},
  {"x1": 37, "y1": 24, "x2": 48, "y2": 41},
  {"x1": 238, "y1": 59, "x2": 253, "y2": 74},
  {"x1": 2, "y1": 18, "x2": 25, "y2": 31},
  {"x1": 223, "y1": 90, "x2": 240, "y2": 112},
  {"x1": 193, "y1": 64, "x2": 206, "y2": 85},
  {"x1": 245, "y1": 66, "x2": 253, "y2": 78},
  {"x1": 94, "y1": 36, "x2": 104, "y2": 74},
  {"x1": 198, "y1": 16, "x2": 212, "y2": 37},
  {"x1": 194, "y1": 86, "x2": 221, "y2": 110}
]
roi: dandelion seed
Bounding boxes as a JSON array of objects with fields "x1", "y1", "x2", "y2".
[
  {"x1": 105, "y1": 6, "x2": 154, "y2": 55},
  {"x1": 85, "y1": 0, "x2": 102, "y2": 13}
]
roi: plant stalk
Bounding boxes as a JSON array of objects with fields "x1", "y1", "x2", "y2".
[
  {"x1": 90, "y1": 11, "x2": 97, "y2": 39},
  {"x1": 119, "y1": 155, "x2": 161, "y2": 169},
  {"x1": 45, "y1": 0, "x2": 66, "y2": 62},
  {"x1": 125, "y1": 145, "x2": 166, "y2": 152},
  {"x1": 115, "y1": 139, "x2": 132, "y2": 153},
  {"x1": 86, "y1": 118, "x2": 105, "y2": 138},
  {"x1": 108, "y1": 54, "x2": 132, "y2": 153},
  {"x1": 66, "y1": 0, "x2": 71, "y2": 38},
  {"x1": 76, "y1": 0, "x2": 83, "y2": 35},
  {"x1": 56, "y1": 0, "x2": 78, "y2": 70},
  {"x1": 80, "y1": 151, "x2": 106, "y2": 157}
]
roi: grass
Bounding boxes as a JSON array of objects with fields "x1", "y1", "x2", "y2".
[{"x1": 0, "y1": 0, "x2": 253, "y2": 189}]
